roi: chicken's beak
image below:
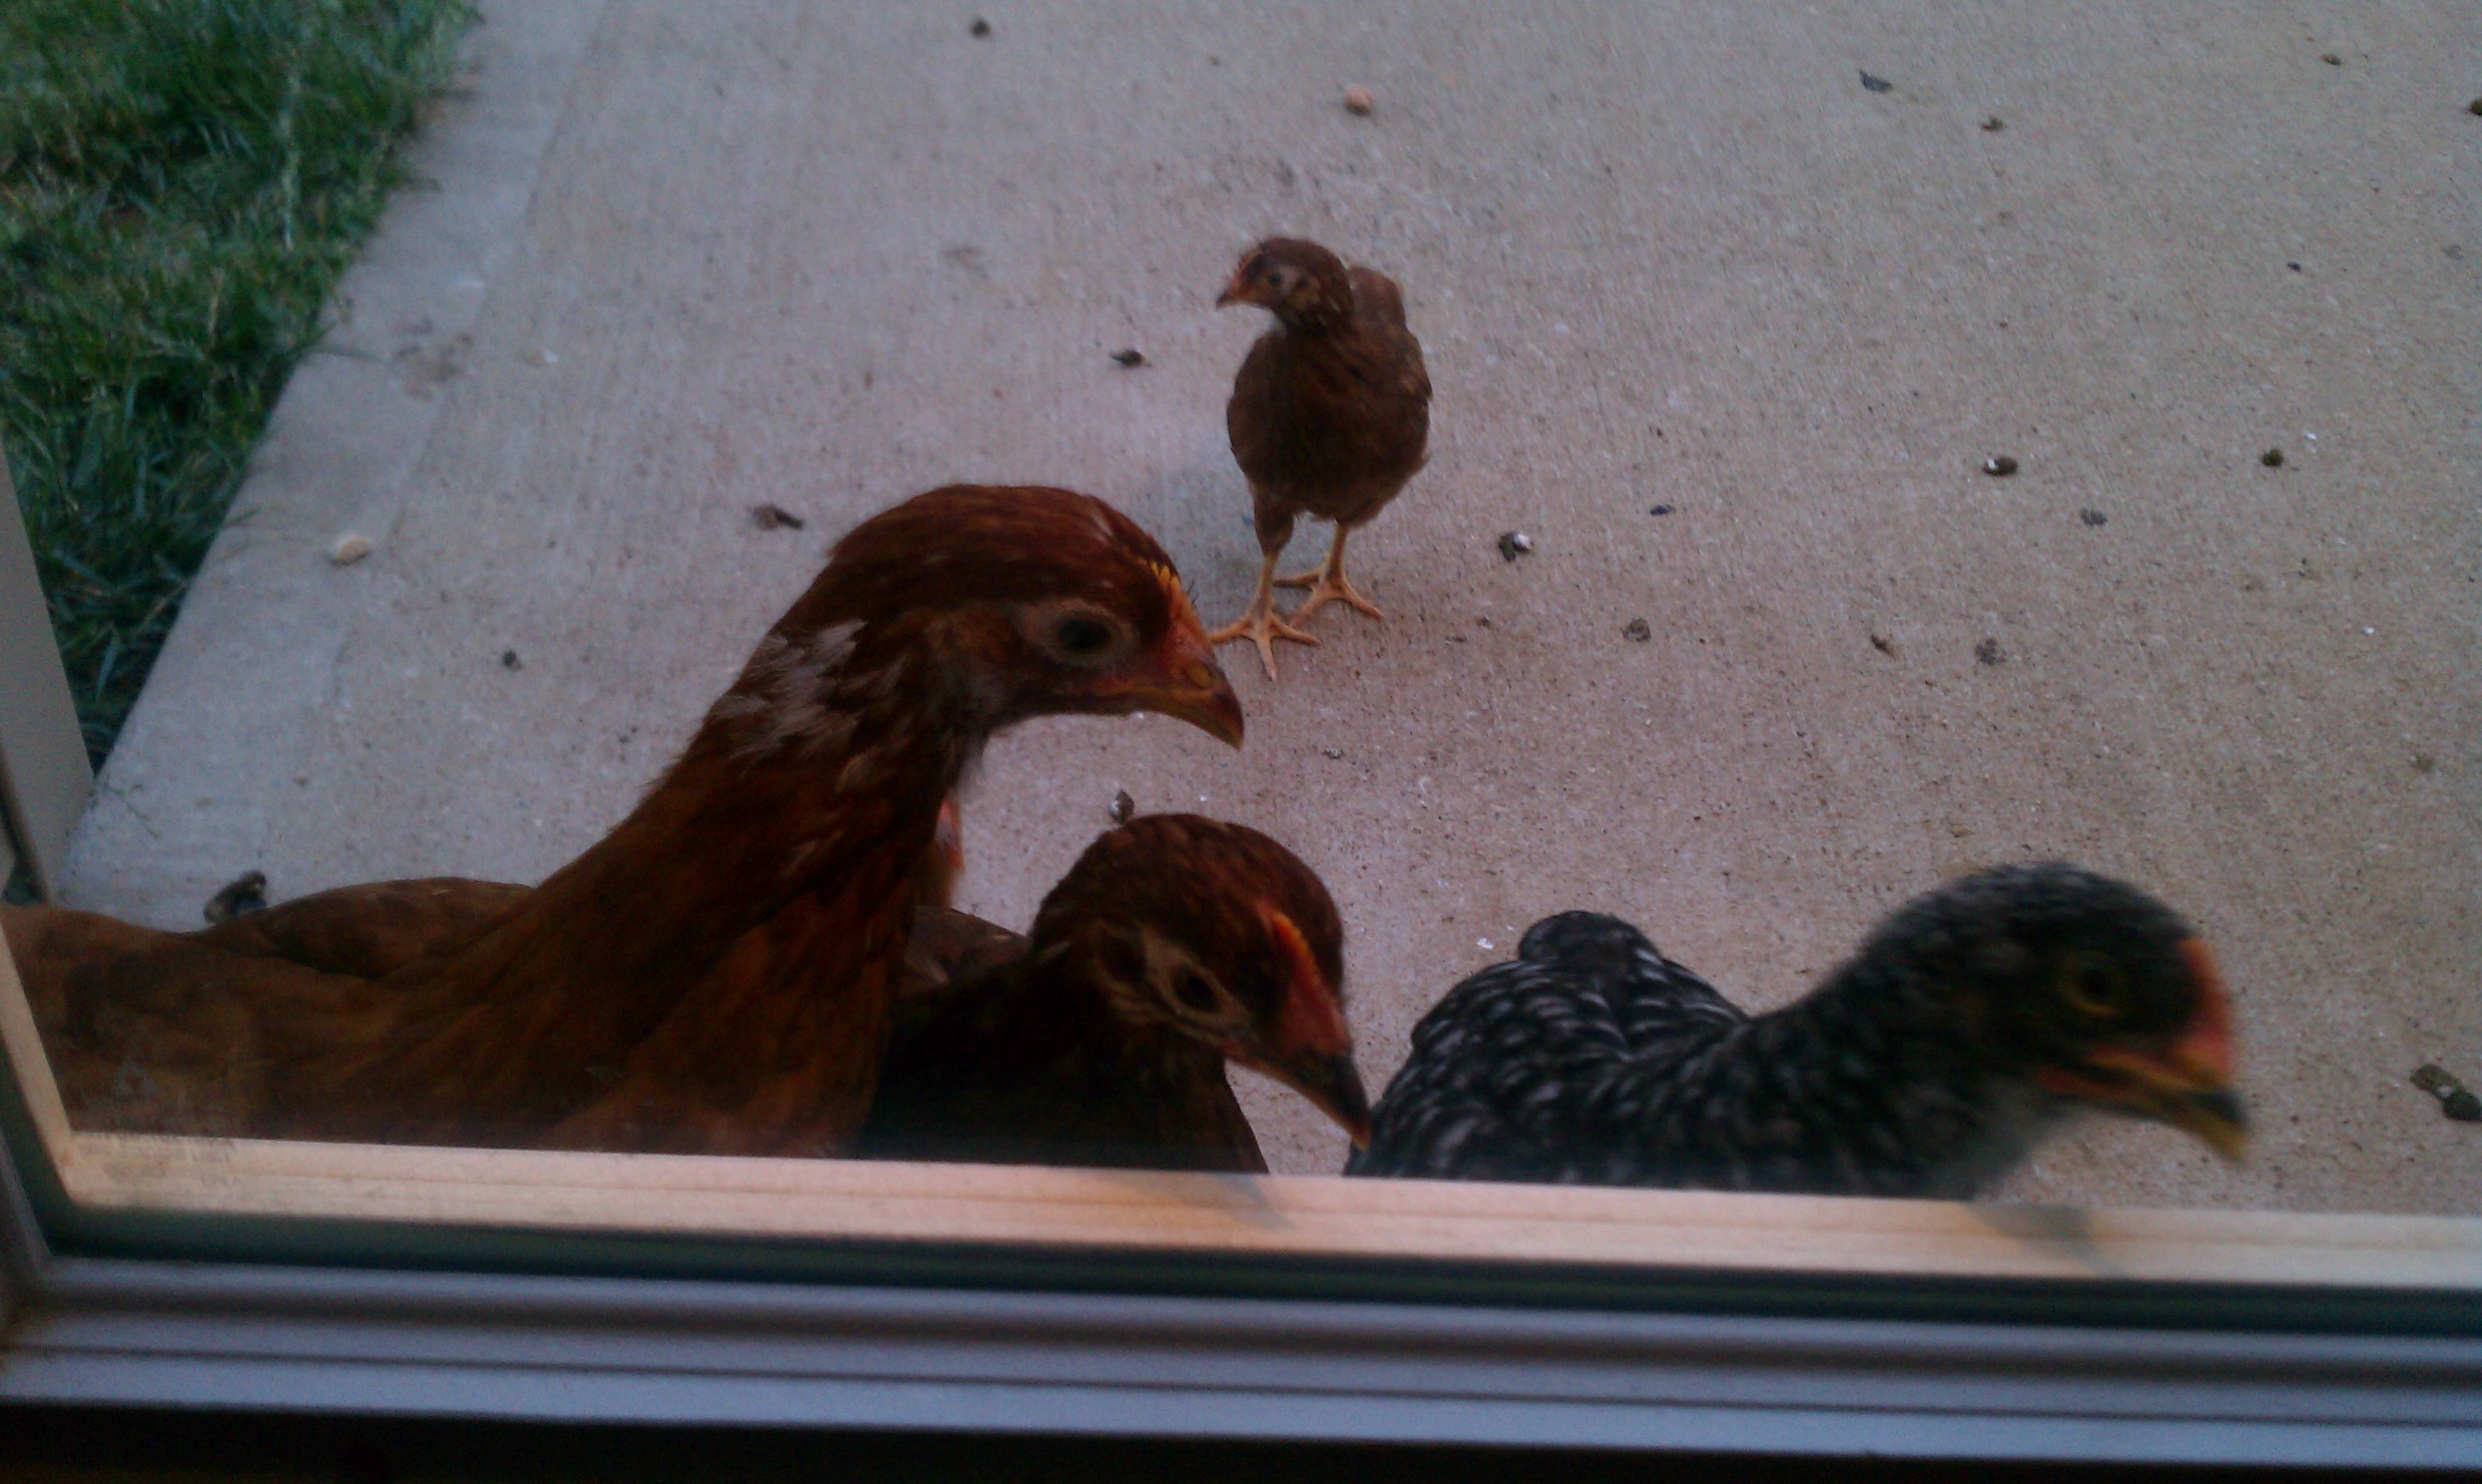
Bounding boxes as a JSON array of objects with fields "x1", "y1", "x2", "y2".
[
  {"x1": 1214, "y1": 265, "x2": 1253, "y2": 309},
  {"x1": 1116, "y1": 613, "x2": 1245, "y2": 748},
  {"x1": 1230, "y1": 906, "x2": 1374, "y2": 1146},
  {"x1": 2037, "y1": 940, "x2": 2250, "y2": 1162},
  {"x1": 1246, "y1": 1048, "x2": 1375, "y2": 1150}
]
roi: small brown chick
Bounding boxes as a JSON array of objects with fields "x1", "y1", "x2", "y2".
[
  {"x1": 861, "y1": 815, "x2": 1370, "y2": 1172},
  {"x1": 1210, "y1": 237, "x2": 1430, "y2": 680}
]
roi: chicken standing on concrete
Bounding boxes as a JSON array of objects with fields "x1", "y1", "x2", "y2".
[
  {"x1": 10, "y1": 485, "x2": 1246, "y2": 1156},
  {"x1": 862, "y1": 814, "x2": 1370, "y2": 1171},
  {"x1": 1349, "y1": 864, "x2": 2247, "y2": 1197},
  {"x1": 1210, "y1": 237, "x2": 1430, "y2": 680}
]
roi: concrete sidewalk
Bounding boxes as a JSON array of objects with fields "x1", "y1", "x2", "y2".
[{"x1": 57, "y1": 2, "x2": 2480, "y2": 1205}]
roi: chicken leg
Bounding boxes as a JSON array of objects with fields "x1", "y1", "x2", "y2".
[
  {"x1": 1274, "y1": 523, "x2": 1384, "y2": 626},
  {"x1": 1208, "y1": 546, "x2": 1320, "y2": 681}
]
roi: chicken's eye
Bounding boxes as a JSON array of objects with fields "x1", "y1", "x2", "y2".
[
  {"x1": 1173, "y1": 971, "x2": 1220, "y2": 1013},
  {"x1": 1053, "y1": 616, "x2": 1115, "y2": 655},
  {"x1": 2056, "y1": 953, "x2": 2130, "y2": 1022}
]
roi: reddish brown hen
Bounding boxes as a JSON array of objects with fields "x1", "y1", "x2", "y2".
[
  {"x1": 9, "y1": 485, "x2": 1244, "y2": 1156},
  {"x1": 862, "y1": 814, "x2": 1369, "y2": 1172},
  {"x1": 1211, "y1": 237, "x2": 1430, "y2": 680}
]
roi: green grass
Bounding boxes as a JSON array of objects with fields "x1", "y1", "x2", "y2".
[{"x1": 2, "y1": 0, "x2": 472, "y2": 766}]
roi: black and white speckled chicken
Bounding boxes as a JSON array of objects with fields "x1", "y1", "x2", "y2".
[{"x1": 1347, "y1": 863, "x2": 2246, "y2": 1197}]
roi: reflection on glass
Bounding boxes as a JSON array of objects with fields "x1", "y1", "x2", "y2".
[{"x1": 3, "y1": 5, "x2": 2472, "y2": 1248}]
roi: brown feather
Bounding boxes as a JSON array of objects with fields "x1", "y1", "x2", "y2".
[
  {"x1": 197, "y1": 878, "x2": 525, "y2": 979},
  {"x1": 1225, "y1": 239, "x2": 1431, "y2": 549},
  {"x1": 10, "y1": 485, "x2": 1243, "y2": 1155},
  {"x1": 858, "y1": 816, "x2": 1366, "y2": 1172}
]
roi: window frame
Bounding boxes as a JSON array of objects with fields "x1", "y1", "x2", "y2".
[
  {"x1": 0, "y1": 455, "x2": 94, "y2": 905},
  {"x1": 6, "y1": 8, "x2": 2471, "y2": 1463}
]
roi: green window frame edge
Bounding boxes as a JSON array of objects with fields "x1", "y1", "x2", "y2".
[{"x1": 0, "y1": 455, "x2": 95, "y2": 905}]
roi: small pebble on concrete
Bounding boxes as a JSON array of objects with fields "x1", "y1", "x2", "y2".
[
  {"x1": 2079, "y1": 508, "x2": 2108, "y2": 527},
  {"x1": 1109, "y1": 788, "x2": 1135, "y2": 825},
  {"x1": 1496, "y1": 531, "x2": 1535, "y2": 561},
  {"x1": 2321, "y1": 52, "x2": 2342, "y2": 66},
  {"x1": 1648, "y1": 503, "x2": 1675, "y2": 516},
  {"x1": 501, "y1": 649, "x2": 522, "y2": 671},
  {"x1": 1344, "y1": 85, "x2": 1374, "y2": 116},
  {"x1": 1623, "y1": 618, "x2": 1652, "y2": 642},
  {"x1": 1860, "y1": 71, "x2": 1893, "y2": 93},
  {"x1": 751, "y1": 503, "x2": 805, "y2": 531},
  {"x1": 1976, "y1": 637, "x2": 2007, "y2": 665},
  {"x1": 1110, "y1": 347, "x2": 1146, "y2": 367},
  {"x1": 1982, "y1": 455, "x2": 2018, "y2": 477},
  {"x1": 969, "y1": 17, "x2": 991, "y2": 37},
  {"x1": 1980, "y1": 116, "x2": 2004, "y2": 131},
  {"x1": 326, "y1": 532, "x2": 373, "y2": 566}
]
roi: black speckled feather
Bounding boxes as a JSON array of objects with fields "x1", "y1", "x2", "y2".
[{"x1": 1349, "y1": 864, "x2": 2241, "y2": 1198}]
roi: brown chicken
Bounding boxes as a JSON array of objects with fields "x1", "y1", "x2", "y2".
[
  {"x1": 9, "y1": 485, "x2": 1246, "y2": 1155},
  {"x1": 860, "y1": 814, "x2": 1370, "y2": 1172},
  {"x1": 1210, "y1": 237, "x2": 1430, "y2": 680}
]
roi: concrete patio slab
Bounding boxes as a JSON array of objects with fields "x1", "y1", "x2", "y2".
[{"x1": 54, "y1": 2, "x2": 2480, "y2": 1207}]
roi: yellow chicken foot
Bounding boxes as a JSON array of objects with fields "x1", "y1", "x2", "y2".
[
  {"x1": 1273, "y1": 525, "x2": 1383, "y2": 625},
  {"x1": 1208, "y1": 550, "x2": 1320, "y2": 680}
]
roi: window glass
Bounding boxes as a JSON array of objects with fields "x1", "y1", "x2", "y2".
[{"x1": 2, "y1": 5, "x2": 2471, "y2": 1293}]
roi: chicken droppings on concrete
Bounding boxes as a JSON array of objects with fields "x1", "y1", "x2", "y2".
[{"x1": 2410, "y1": 1064, "x2": 2481, "y2": 1122}]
